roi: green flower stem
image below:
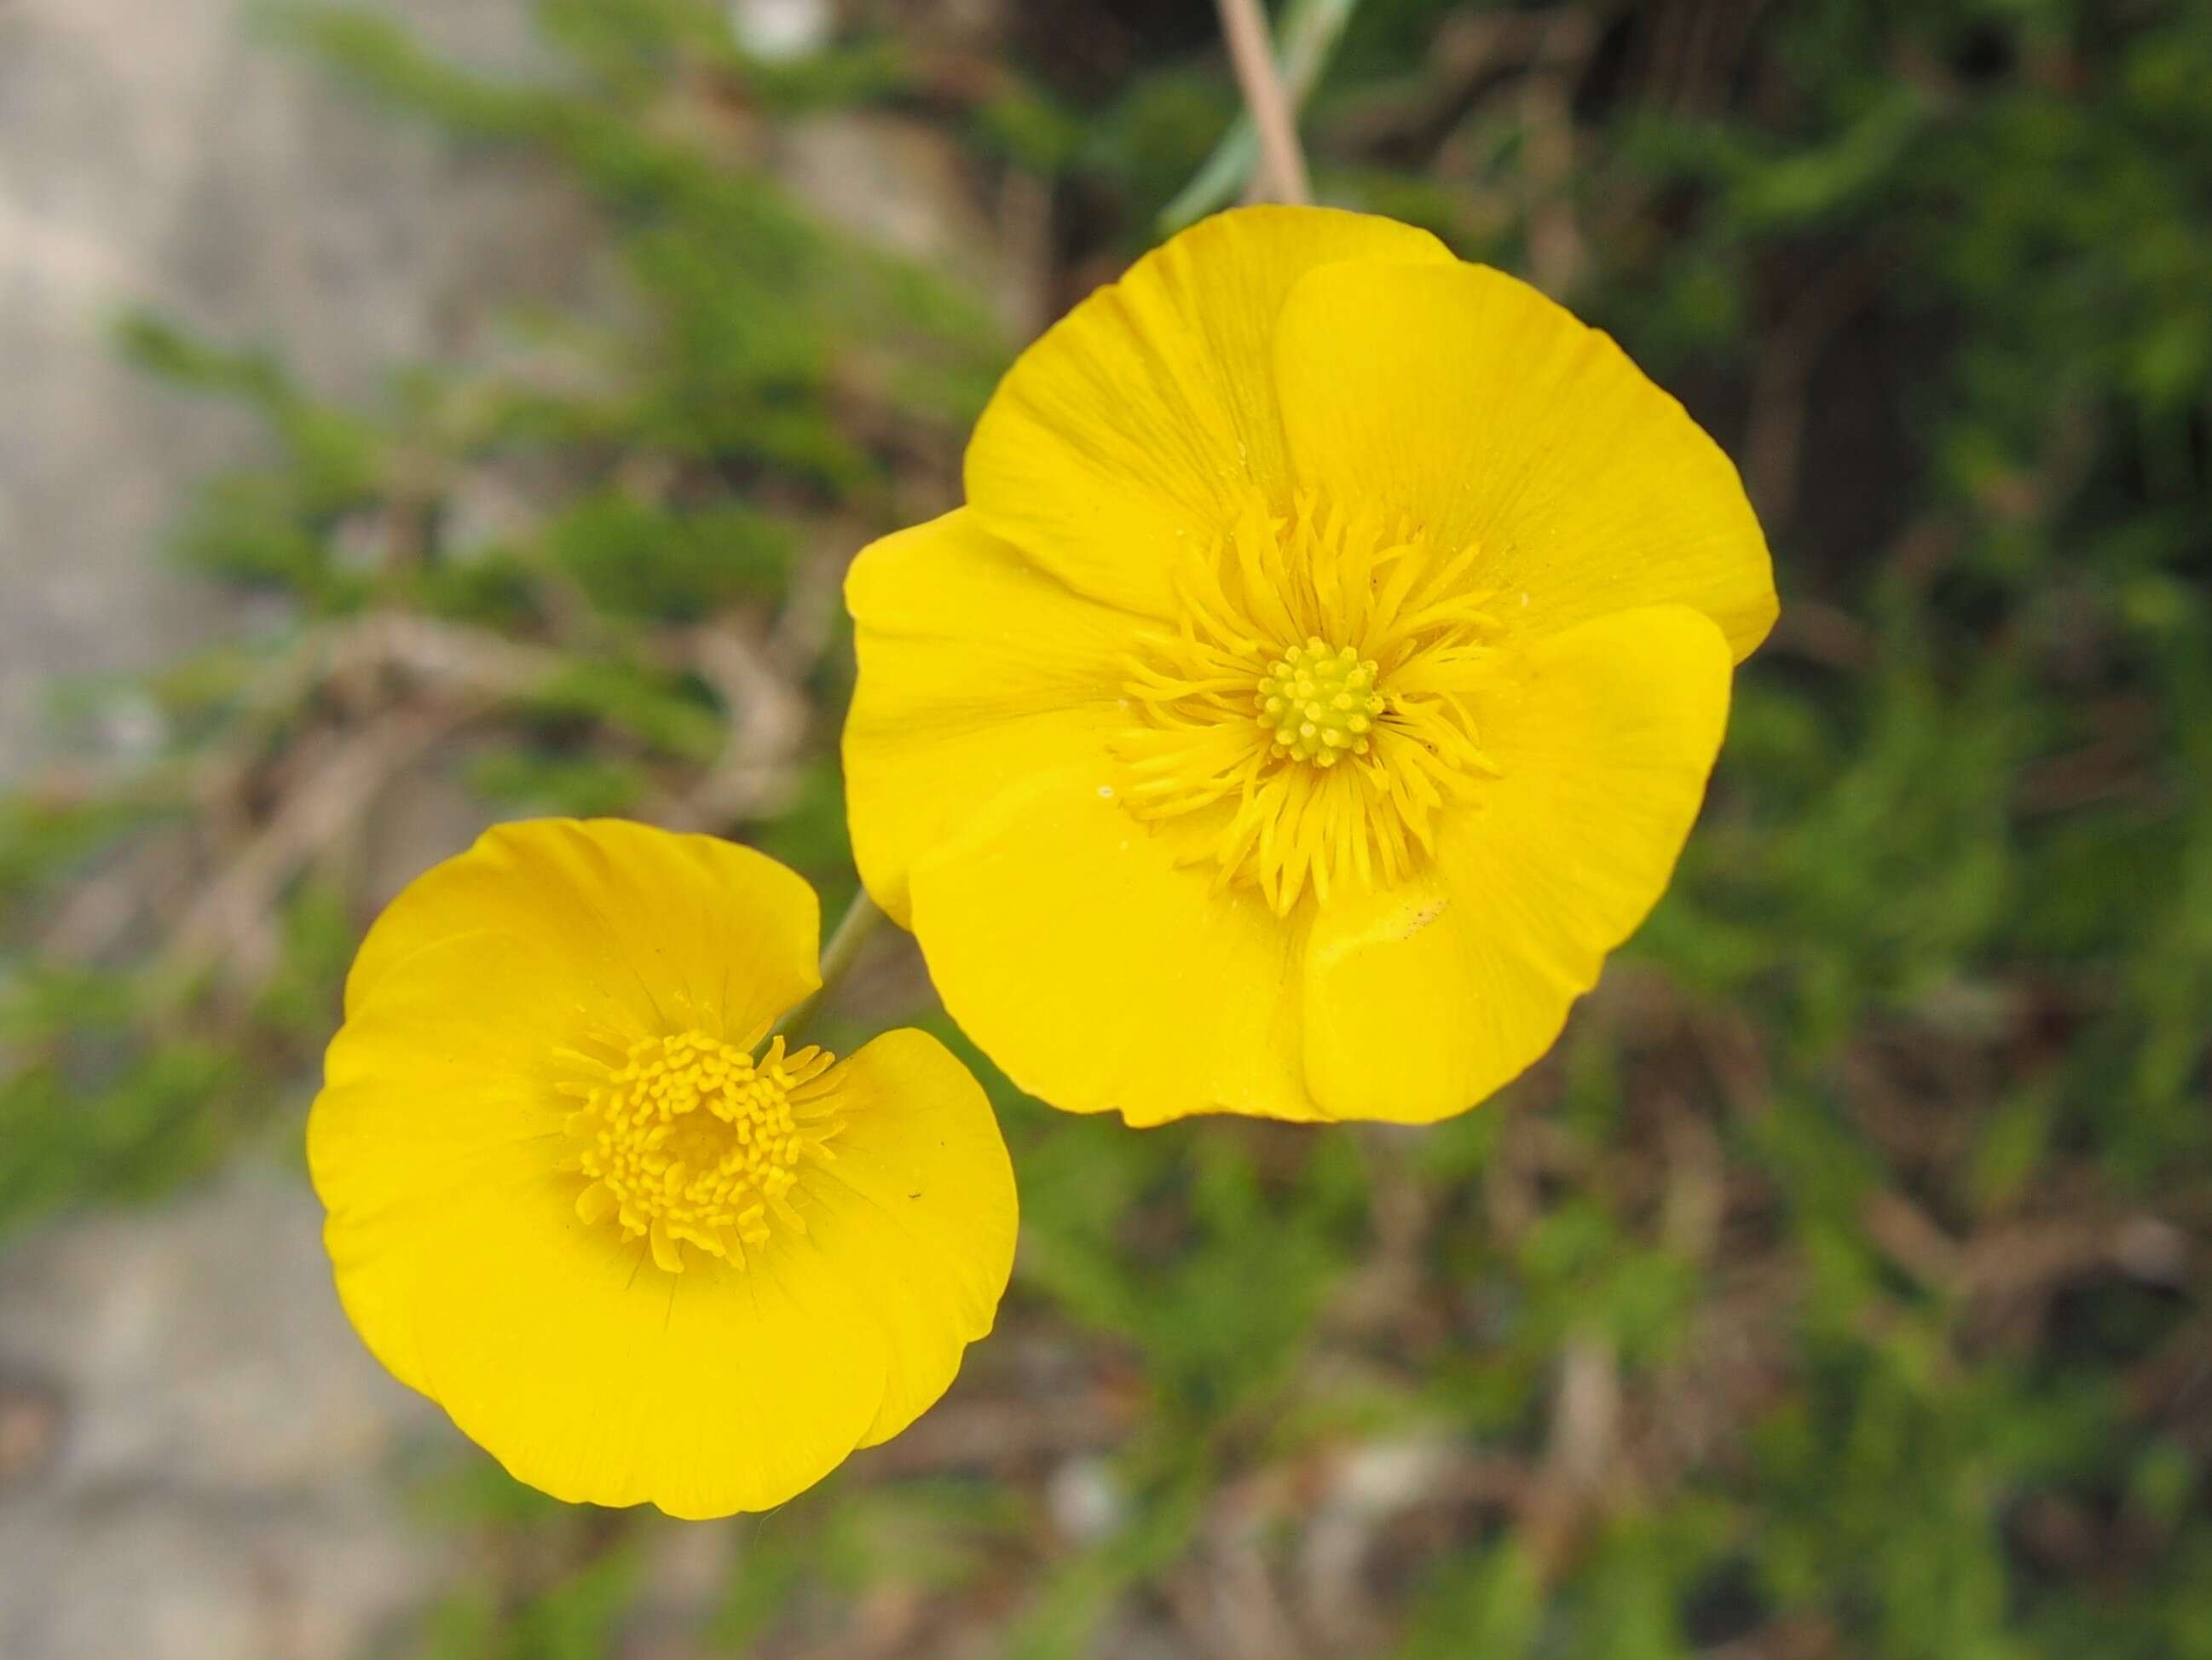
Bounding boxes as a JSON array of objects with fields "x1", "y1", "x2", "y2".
[{"x1": 777, "y1": 884, "x2": 885, "y2": 1045}]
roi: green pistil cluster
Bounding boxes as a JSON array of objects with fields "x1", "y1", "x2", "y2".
[{"x1": 1256, "y1": 639, "x2": 1385, "y2": 767}]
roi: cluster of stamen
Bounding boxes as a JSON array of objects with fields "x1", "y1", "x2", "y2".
[
  {"x1": 1259, "y1": 640, "x2": 1384, "y2": 766},
  {"x1": 560, "y1": 1031, "x2": 843, "y2": 1274},
  {"x1": 1113, "y1": 490, "x2": 1504, "y2": 911}
]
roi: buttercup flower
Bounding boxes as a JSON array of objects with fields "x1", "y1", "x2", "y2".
[
  {"x1": 845, "y1": 206, "x2": 1775, "y2": 1126},
  {"x1": 309, "y1": 818, "x2": 1017, "y2": 1518}
]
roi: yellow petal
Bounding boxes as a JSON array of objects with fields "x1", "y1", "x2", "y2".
[
  {"x1": 1302, "y1": 606, "x2": 1734, "y2": 1121},
  {"x1": 907, "y1": 768, "x2": 1320, "y2": 1125},
  {"x1": 346, "y1": 817, "x2": 820, "y2": 1047},
  {"x1": 309, "y1": 919, "x2": 621, "y2": 1403},
  {"x1": 844, "y1": 509, "x2": 1135, "y2": 923},
  {"x1": 319, "y1": 1147, "x2": 889, "y2": 1517},
  {"x1": 1273, "y1": 259, "x2": 1777, "y2": 661},
  {"x1": 792, "y1": 1029, "x2": 1018, "y2": 1447},
  {"x1": 966, "y1": 205, "x2": 1452, "y2": 616}
]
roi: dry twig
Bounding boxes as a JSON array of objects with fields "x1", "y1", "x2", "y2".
[{"x1": 1216, "y1": 0, "x2": 1312, "y2": 205}]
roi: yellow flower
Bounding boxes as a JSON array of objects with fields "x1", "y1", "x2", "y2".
[
  {"x1": 308, "y1": 818, "x2": 1017, "y2": 1518},
  {"x1": 844, "y1": 206, "x2": 1775, "y2": 1126}
]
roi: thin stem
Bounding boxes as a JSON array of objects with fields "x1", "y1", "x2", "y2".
[
  {"x1": 1161, "y1": 0, "x2": 1357, "y2": 230},
  {"x1": 1215, "y1": 0, "x2": 1312, "y2": 205},
  {"x1": 777, "y1": 885, "x2": 884, "y2": 1044}
]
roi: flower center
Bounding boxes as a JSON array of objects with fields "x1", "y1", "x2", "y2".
[
  {"x1": 1113, "y1": 491, "x2": 1504, "y2": 912},
  {"x1": 1258, "y1": 639, "x2": 1384, "y2": 766},
  {"x1": 562, "y1": 1032, "x2": 843, "y2": 1274}
]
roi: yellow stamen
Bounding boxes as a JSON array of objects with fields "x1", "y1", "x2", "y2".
[
  {"x1": 1112, "y1": 491, "x2": 1500, "y2": 912},
  {"x1": 562, "y1": 1032, "x2": 843, "y2": 1272}
]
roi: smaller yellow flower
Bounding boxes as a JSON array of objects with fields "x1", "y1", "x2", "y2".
[{"x1": 309, "y1": 818, "x2": 1016, "y2": 1518}]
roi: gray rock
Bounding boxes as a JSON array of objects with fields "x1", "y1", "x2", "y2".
[
  {"x1": 0, "y1": 0, "x2": 590, "y2": 779},
  {"x1": 0, "y1": 1163, "x2": 453, "y2": 1660}
]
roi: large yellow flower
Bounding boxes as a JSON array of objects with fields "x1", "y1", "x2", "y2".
[
  {"x1": 308, "y1": 818, "x2": 1017, "y2": 1518},
  {"x1": 845, "y1": 206, "x2": 1775, "y2": 1126}
]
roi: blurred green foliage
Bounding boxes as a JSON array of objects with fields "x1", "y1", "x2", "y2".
[{"x1": 3, "y1": 0, "x2": 2209, "y2": 1655}]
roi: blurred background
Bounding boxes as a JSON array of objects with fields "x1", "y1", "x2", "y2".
[{"x1": 3, "y1": 0, "x2": 2209, "y2": 1655}]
